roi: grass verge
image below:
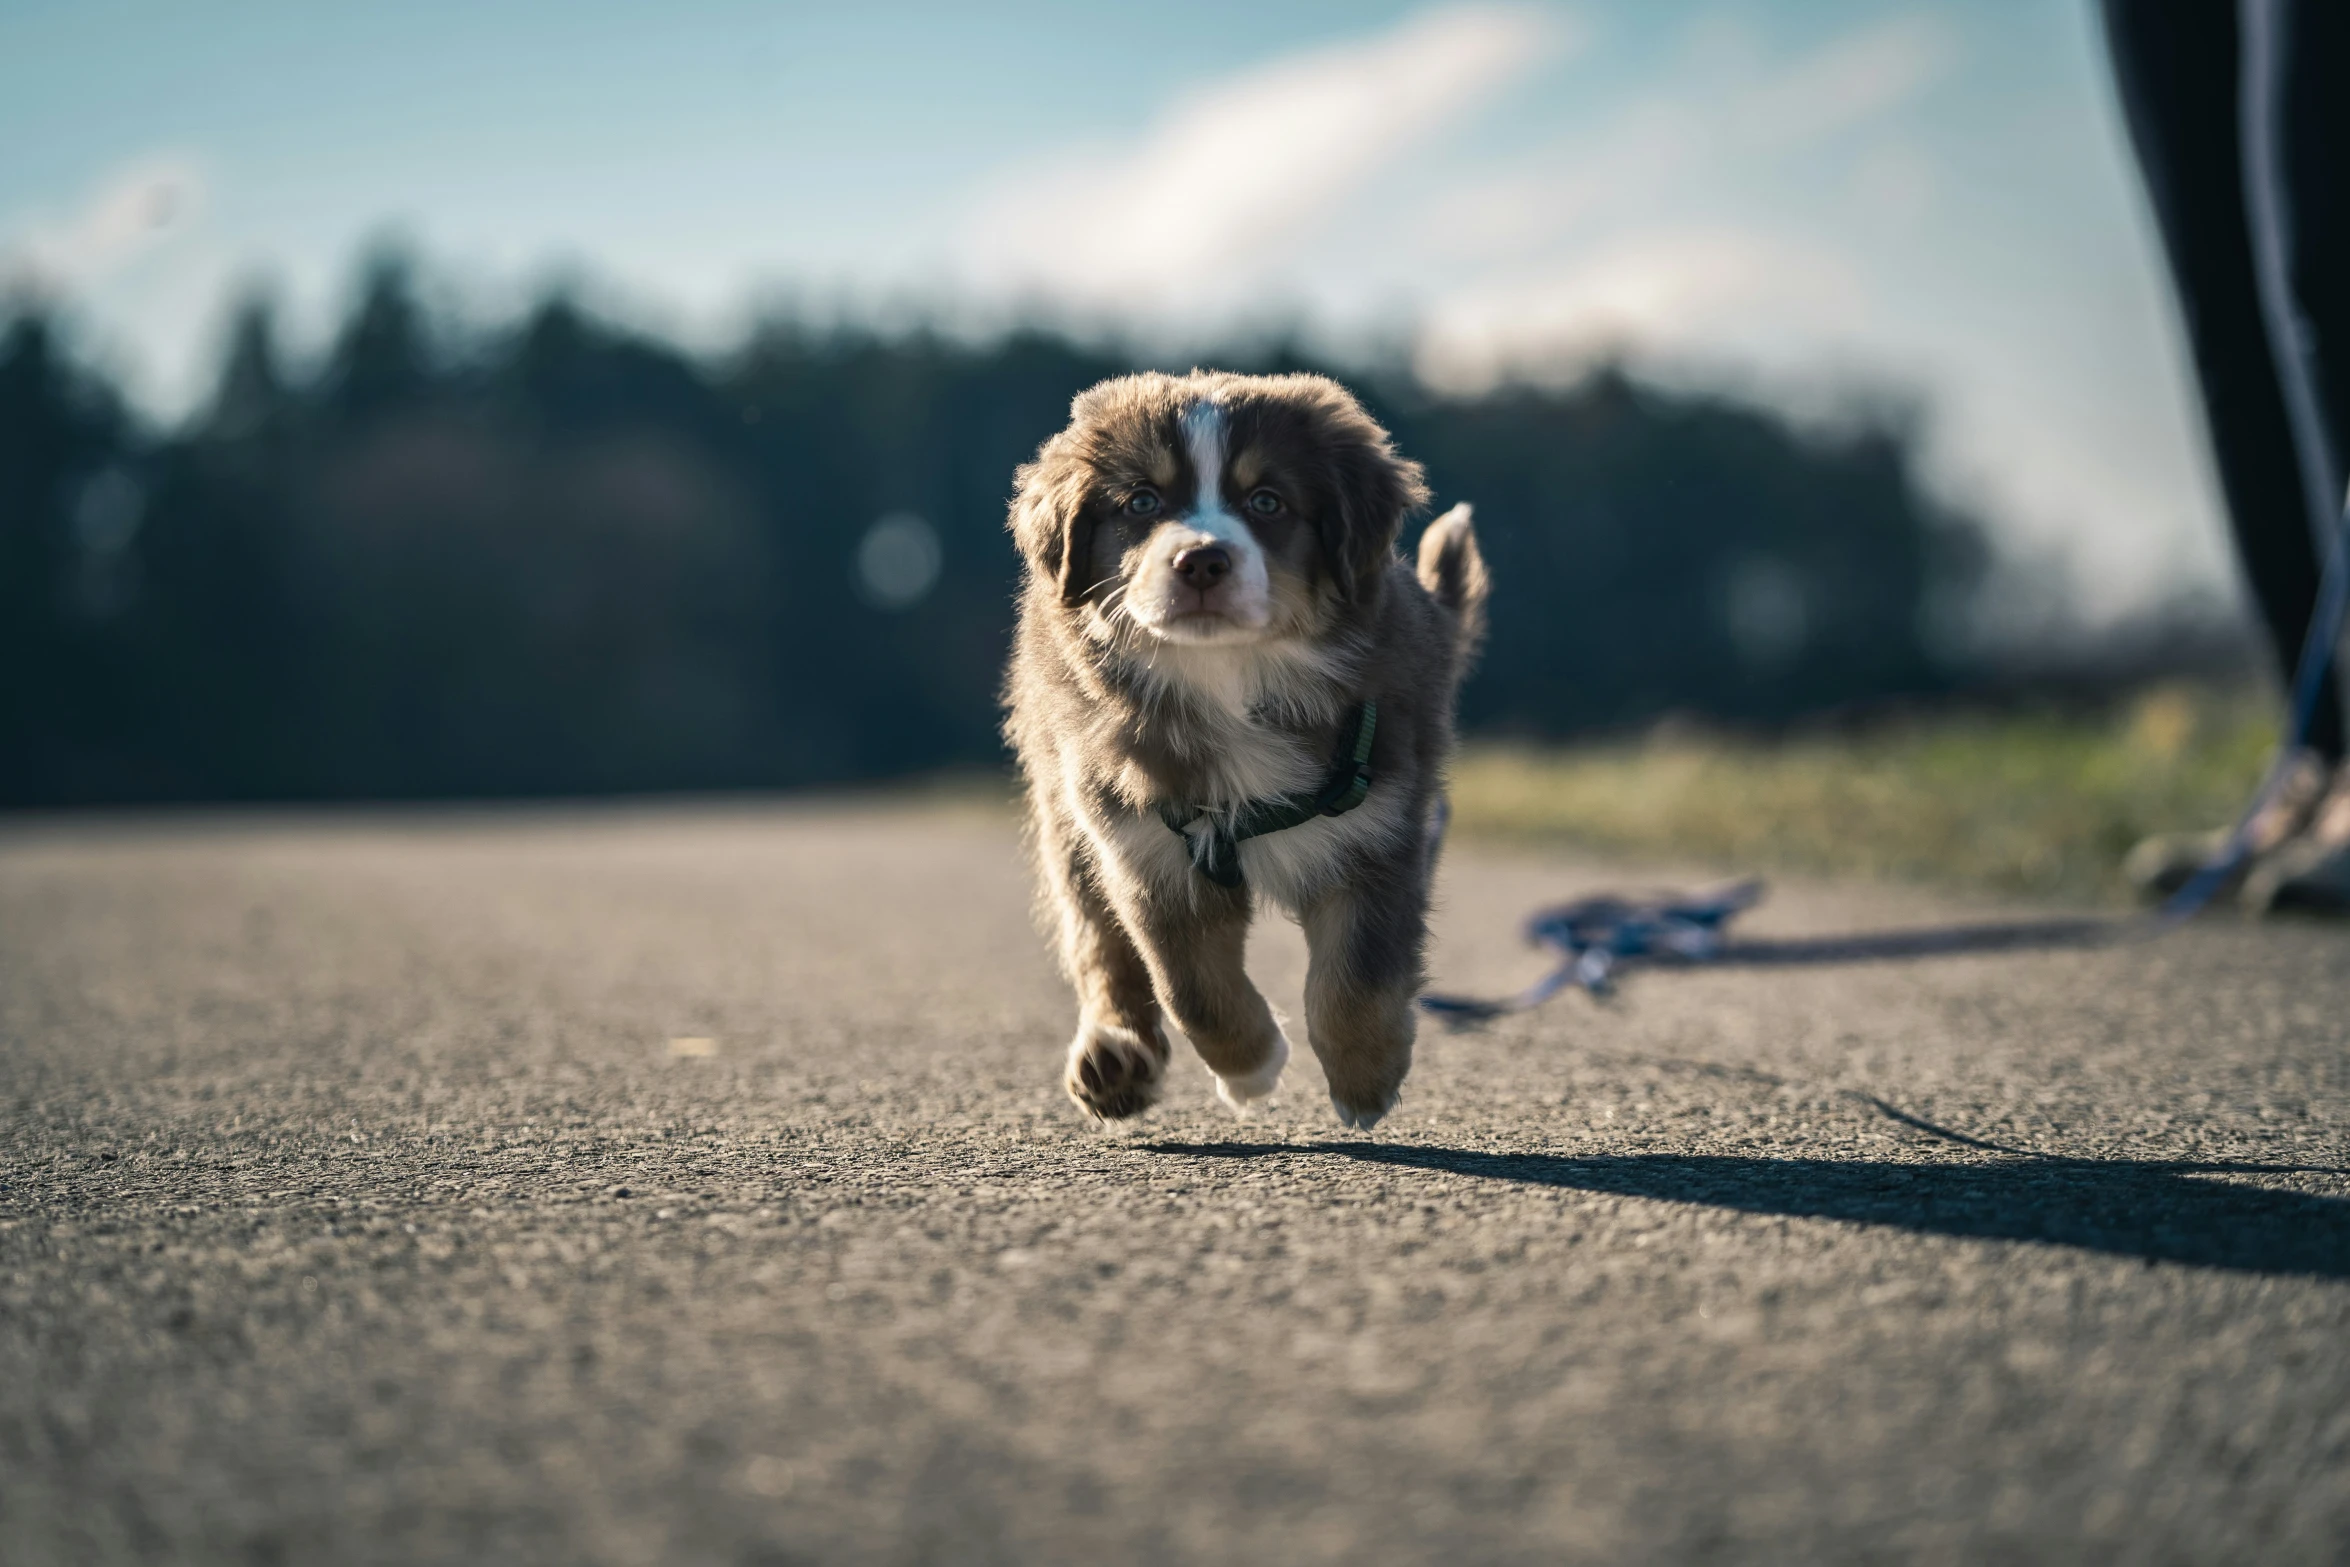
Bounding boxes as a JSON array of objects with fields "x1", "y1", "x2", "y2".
[{"x1": 1447, "y1": 685, "x2": 2278, "y2": 903}]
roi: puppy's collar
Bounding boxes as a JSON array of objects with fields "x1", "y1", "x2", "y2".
[{"x1": 1156, "y1": 701, "x2": 1377, "y2": 889}]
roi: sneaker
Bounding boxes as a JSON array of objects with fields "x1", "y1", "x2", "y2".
[
  {"x1": 2244, "y1": 841, "x2": 2350, "y2": 913},
  {"x1": 2242, "y1": 761, "x2": 2350, "y2": 914},
  {"x1": 2124, "y1": 748, "x2": 2333, "y2": 900}
]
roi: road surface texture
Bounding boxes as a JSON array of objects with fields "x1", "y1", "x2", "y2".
[{"x1": 4, "y1": 800, "x2": 2348, "y2": 1566}]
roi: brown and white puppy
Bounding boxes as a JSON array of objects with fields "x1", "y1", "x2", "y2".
[{"x1": 1003, "y1": 370, "x2": 1488, "y2": 1130}]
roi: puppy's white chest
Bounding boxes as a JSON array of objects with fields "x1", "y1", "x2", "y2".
[{"x1": 1211, "y1": 717, "x2": 1317, "y2": 806}]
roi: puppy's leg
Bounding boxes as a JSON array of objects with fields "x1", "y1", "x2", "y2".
[
  {"x1": 1041, "y1": 825, "x2": 1169, "y2": 1122},
  {"x1": 1111, "y1": 879, "x2": 1289, "y2": 1112},
  {"x1": 1301, "y1": 870, "x2": 1429, "y2": 1131}
]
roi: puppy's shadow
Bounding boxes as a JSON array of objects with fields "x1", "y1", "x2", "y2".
[{"x1": 1142, "y1": 1138, "x2": 2350, "y2": 1279}]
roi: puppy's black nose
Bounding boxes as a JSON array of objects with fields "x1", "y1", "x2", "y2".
[{"x1": 1173, "y1": 545, "x2": 1231, "y2": 589}]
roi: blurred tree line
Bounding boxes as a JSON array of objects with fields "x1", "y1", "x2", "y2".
[{"x1": 1, "y1": 256, "x2": 1991, "y2": 807}]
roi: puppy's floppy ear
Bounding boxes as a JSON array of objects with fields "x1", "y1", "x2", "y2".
[
  {"x1": 1319, "y1": 427, "x2": 1431, "y2": 604},
  {"x1": 1008, "y1": 456, "x2": 1098, "y2": 605}
]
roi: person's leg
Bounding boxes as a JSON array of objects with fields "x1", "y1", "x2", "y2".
[
  {"x1": 2103, "y1": 0, "x2": 2347, "y2": 761},
  {"x1": 2245, "y1": 0, "x2": 2350, "y2": 910},
  {"x1": 2278, "y1": 0, "x2": 2348, "y2": 494}
]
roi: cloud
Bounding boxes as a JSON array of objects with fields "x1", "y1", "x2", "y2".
[
  {"x1": 961, "y1": 4, "x2": 1569, "y2": 311},
  {"x1": 1, "y1": 156, "x2": 208, "y2": 297},
  {"x1": 1736, "y1": 13, "x2": 1956, "y2": 149},
  {"x1": 1413, "y1": 228, "x2": 1859, "y2": 393},
  {"x1": 1421, "y1": 12, "x2": 1957, "y2": 263},
  {"x1": 1407, "y1": 12, "x2": 1959, "y2": 391}
]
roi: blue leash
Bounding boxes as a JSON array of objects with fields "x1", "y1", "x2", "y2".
[{"x1": 1419, "y1": 494, "x2": 2350, "y2": 1026}]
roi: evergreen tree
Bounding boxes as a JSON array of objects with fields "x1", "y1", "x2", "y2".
[
  {"x1": 322, "y1": 250, "x2": 431, "y2": 419},
  {"x1": 207, "y1": 291, "x2": 292, "y2": 440},
  {"x1": 0, "y1": 313, "x2": 142, "y2": 802}
]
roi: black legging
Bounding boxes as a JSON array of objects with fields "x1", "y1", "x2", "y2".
[{"x1": 2103, "y1": 0, "x2": 2349, "y2": 761}]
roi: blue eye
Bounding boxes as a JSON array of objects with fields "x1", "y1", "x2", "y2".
[
  {"x1": 1126, "y1": 490, "x2": 1162, "y2": 516},
  {"x1": 1247, "y1": 489, "x2": 1283, "y2": 516}
]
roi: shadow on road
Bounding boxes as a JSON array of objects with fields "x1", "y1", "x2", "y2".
[{"x1": 1143, "y1": 1141, "x2": 2350, "y2": 1279}]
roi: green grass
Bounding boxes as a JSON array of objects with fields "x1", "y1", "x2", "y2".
[{"x1": 1447, "y1": 686, "x2": 2280, "y2": 903}]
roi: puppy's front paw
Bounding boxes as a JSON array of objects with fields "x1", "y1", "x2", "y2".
[
  {"x1": 1212, "y1": 1031, "x2": 1290, "y2": 1115},
  {"x1": 1329, "y1": 1086, "x2": 1399, "y2": 1132},
  {"x1": 1065, "y1": 1020, "x2": 1168, "y2": 1122}
]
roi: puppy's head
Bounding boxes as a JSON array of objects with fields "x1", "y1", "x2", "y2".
[{"x1": 1011, "y1": 372, "x2": 1428, "y2": 647}]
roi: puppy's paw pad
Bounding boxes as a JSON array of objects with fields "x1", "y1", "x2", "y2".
[
  {"x1": 1213, "y1": 1033, "x2": 1290, "y2": 1115},
  {"x1": 1065, "y1": 1023, "x2": 1167, "y2": 1122}
]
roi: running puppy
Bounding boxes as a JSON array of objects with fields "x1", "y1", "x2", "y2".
[{"x1": 1003, "y1": 371, "x2": 1488, "y2": 1129}]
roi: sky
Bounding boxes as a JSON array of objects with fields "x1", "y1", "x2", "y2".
[{"x1": 0, "y1": 0, "x2": 2234, "y2": 624}]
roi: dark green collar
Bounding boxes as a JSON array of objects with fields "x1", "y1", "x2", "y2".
[{"x1": 1156, "y1": 700, "x2": 1378, "y2": 888}]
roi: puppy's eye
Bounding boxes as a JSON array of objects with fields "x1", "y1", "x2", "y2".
[
  {"x1": 1246, "y1": 488, "x2": 1284, "y2": 517},
  {"x1": 1124, "y1": 490, "x2": 1162, "y2": 517}
]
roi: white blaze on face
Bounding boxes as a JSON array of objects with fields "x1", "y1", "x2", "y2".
[
  {"x1": 1182, "y1": 399, "x2": 1228, "y2": 516},
  {"x1": 1127, "y1": 399, "x2": 1273, "y2": 643}
]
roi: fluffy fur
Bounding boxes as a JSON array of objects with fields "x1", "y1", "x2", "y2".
[{"x1": 1002, "y1": 370, "x2": 1489, "y2": 1130}]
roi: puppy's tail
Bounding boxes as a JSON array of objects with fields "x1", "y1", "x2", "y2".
[{"x1": 1416, "y1": 502, "x2": 1489, "y2": 664}]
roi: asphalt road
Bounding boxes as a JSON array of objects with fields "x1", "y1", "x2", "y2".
[{"x1": 4, "y1": 800, "x2": 2349, "y2": 1566}]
